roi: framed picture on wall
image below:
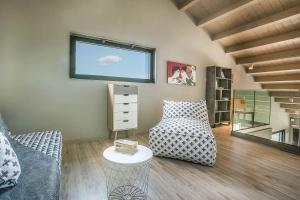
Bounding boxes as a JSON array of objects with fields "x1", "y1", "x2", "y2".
[{"x1": 167, "y1": 61, "x2": 196, "y2": 86}]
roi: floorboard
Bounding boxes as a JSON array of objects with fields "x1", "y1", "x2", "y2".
[{"x1": 60, "y1": 127, "x2": 300, "y2": 200}]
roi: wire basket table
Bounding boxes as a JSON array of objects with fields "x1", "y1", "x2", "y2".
[{"x1": 103, "y1": 145, "x2": 153, "y2": 200}]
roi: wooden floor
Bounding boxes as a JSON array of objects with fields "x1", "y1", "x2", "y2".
[{"x1": 60, "y1": 127, "x2": 300, "y2": 200}]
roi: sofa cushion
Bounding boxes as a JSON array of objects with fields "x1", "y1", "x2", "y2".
[
  {"x1": 0, "y1": 114, "x2": 10, "y2": 136},
  {"x1": 11, "y1": 131, "x2": 62, "y2": 165},
  {"x1": 162, "y1": 100, "x2": 210, "y2": 127},
  {"x1": 151, "y1": 118, "x2": 213, "y2": 138},
  {"x1": 0, "y1": 137, "x2": 60, "y2": 200},
  {"x1": 0, "y1": 131, "x2": 21, "y2": 189},
  {"x1": 149, "y1": 119, "x2": 217, "y2": 166}
]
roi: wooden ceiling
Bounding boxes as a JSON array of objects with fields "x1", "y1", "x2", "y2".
[{"x1": 173, "y1": 0, "x2": 300, "y2": 116}]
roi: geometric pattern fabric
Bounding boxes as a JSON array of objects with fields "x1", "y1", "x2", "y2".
[
  {"x1": 0, "y1": 131, "x2": 21, "y2": 189},
  {"x1": 10, "y1": 130, "x2": 62, "y2": 165},
  {"x1": 150, "y1": 100, "x2": 217, "y2": 166}
]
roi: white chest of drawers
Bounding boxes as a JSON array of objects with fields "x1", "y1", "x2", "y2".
[{"x1": 107, "y1": 84, "x2": 138, "y2": 139}]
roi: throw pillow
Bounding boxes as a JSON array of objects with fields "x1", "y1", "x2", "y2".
[
  {"x1": 0, "y1": 113, "x2": 11, "y2": 137},
  {"x1": 0, "y1": 131, "x2": 21, "y2": 189}
]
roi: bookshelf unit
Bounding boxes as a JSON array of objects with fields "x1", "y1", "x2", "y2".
[{"x1": 206, "y1": 66, "x2": 232, "y2": 127}]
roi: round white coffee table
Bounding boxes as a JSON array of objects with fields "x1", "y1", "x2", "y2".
[{"x1": 103, "y1": 145, "x2": 153, "y2": 200}]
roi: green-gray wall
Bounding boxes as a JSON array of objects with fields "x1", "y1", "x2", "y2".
[{"x1": 0, "y1": 0, "x2": 258, "y2": 140}]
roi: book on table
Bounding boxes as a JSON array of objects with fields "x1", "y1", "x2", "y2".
[{"x1": 114, "y1": 139, "x2": 138, "y2": 154}]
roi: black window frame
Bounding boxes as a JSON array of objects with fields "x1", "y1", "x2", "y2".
[{"x1": 70, "y1": 34, "x2": 156, "y2": 83}]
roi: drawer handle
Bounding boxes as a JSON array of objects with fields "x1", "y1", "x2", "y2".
[
  {"x1": 123, "y1": 85, "x2": 130, "y2": 87},
  {"x1": 123, "y1": 111, "x2": 129, "y2": 114},
  {"x1": 123, "y1": 103, "x2": 129, "y2": 105},
  {"x1": 123, "y1": 94, "x2": 129, "y2": 96},
  {"x1": 123, "y1": 120, "x2": 129, "y2": 122}
]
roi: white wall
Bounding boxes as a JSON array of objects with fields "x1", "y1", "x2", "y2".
[
  {"x1": 0, "y1": 0, "x2": 270, "y2": 140},
  {"x1": 231, "y1": 67, "x2": 261, "y2": 90},
  {"x1": 270, "y1": 97, "x2": 290, "y2": 132}
]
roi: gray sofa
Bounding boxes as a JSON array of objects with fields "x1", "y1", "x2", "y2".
[{"x1": 0, "y1": 114, "x2": 62, "y2": 200}]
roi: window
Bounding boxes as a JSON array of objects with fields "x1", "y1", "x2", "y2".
[{"x1": 70, "y1": 34, "x2": 156, "y2": 83}]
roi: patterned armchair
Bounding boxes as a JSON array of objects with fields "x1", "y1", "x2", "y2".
[{"x1": 149, "y1": 100, "x2": 217, "y2": 166}]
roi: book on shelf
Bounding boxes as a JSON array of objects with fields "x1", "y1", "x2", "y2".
[{"x1": 220, "y1": 70, "x2": 225, "y2": 78}]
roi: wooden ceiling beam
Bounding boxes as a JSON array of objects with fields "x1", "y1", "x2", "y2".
[
  {"x1": 197, "y1": 0, "x2": 256, "y2": 27},
  {"x1": 285, "y1": 108, "x2": 300, "y2": 115},
  {"x1": 289, "y1": 113, "x2": 300, "y2": 118},
  {"x1": 212, "y1": 6, "x2": 300, "y2": 41},
  {"x1": 262, "y1": 83, "x2": 300, "y2": 89},
  {"x1": 236, "y1": 48, "x2": 300, "y2": 64},
  {"x1": 225, "y1": 30, "x2": 300, "y2": 53},
  {"x1": 281, "y1": 103, "x2": 300, "y2": 109},
  {"x1": 178, "y1": 0, "x2": 201, "y2": 11},
  {"x1": 271, "y1": 91, "x2": 300, "y2": 97},
  {"x1": 245, "y1": 63, "x2": 300, "y2": 74},
  {"x1": 286, "y1": 109, "x2": 300, "y2": 113},
  {"x1": 254, "y1": 73, "x2": 300, "y2": 82},
  {"x1": 275, "y1": 97, "x2": 300, "y2": 104}
]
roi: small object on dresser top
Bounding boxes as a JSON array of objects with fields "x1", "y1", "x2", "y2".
[{"x1": 114, "y1": 139, "x2": 138, "y2": 154}]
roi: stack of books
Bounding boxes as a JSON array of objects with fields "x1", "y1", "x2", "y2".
[{"x1": 114, "y1": 139, "x2": 138, "y2": 154}]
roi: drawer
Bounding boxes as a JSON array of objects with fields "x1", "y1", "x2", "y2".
[
  {"x1": 114, "y1": 84, "x2": 138, "y2": 95},
  {"x1": 114, "y1": 119, "x2": 137, "y2": 130},
  {"x1": 114, "y1": 111, "x2": 137, "y2": 121},
  {"x1": 114, "y1": 103, "x2": 137, "y2": 112},
  {"x1": 114, "y1": 94, "x2": 137, "y2": 103}
]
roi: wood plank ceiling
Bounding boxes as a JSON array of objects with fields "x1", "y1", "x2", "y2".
[{"x1": 173, "y1": 0, "x2": 300, "y2": 116}]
